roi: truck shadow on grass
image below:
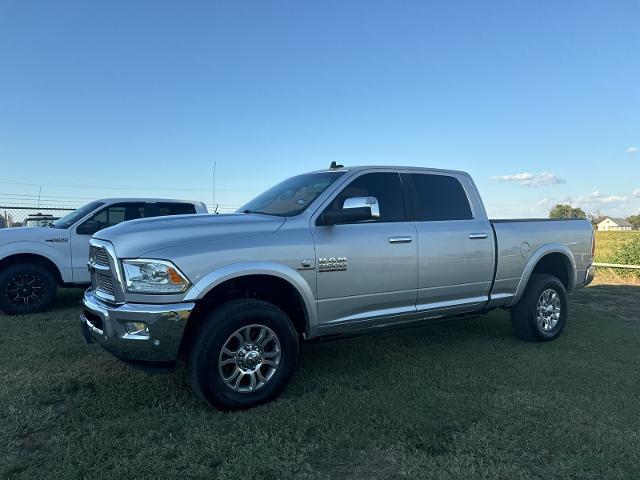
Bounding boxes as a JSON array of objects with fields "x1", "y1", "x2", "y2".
[{"x1": 571, "y1": 282, "x2": 640, "y2": 322}]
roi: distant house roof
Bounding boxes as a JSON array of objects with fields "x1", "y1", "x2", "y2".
[{"x1": 599, "y1": 217, "x2": 632, "y2": 227}]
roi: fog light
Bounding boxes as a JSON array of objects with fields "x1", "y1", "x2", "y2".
[{"x1": 125, "y1": 322, "x2": 149, "y2": 337}]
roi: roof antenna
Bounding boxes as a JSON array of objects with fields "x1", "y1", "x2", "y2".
[{"x1": 330, "y1": 161, "x2": 344, "y2": 169}]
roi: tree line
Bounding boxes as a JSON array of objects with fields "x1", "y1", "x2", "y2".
[{"x1": 548, "y1": 204, "x2": 640, "y2": 229}]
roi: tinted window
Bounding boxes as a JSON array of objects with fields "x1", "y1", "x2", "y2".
[
  {"x1": 329, "y1": 172, "x2": 405, "y2": 223},
  {"x1": 409, "y1": 174, "x2": 472, "y2": 221},
  {"x1": 156, "y1": 203, "x2": 196, "y2": 216},
  {"x1": 87, "y1": 203, "x2": 146, "y2": 230}
]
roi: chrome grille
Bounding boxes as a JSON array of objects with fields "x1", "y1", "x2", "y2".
[
  {"x1": 94, "y1": 247, "x2": 110, "y2": 267},
  {"x1": 89, "y1": 240, "x2": 122, "y2": 302},
  {"x1": 96, "y1": 273, "x2": 114, "y2": 295}
]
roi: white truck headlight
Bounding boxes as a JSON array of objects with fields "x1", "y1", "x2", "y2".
[{"x1": 122, "y1": 259, "x2": 190, "y2": 294}]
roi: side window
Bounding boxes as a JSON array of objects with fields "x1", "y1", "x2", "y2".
[
  {"x1": 328, "y1": 172, "x2": 406, "y2": 223},
  {"x1": 88, "y1": 203, "x2": 146, "y2": 230},
  {"x1": 409, "y1": 174, "x2": 473, "y2": 221},
  {"x1": 156, "y1": 203, "x2": 196, "y2": 216}
]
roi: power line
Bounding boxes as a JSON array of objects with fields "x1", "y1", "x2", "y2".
[{"x1": 0, "y1": 179, "x2": 261, "y2": 192}]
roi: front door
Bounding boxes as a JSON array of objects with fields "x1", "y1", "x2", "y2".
[{"x1": 311, "y1": 171, "x2": 417, "y2": 331}]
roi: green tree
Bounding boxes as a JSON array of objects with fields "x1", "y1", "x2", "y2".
[
  {"x1": 627, "y1": 214, "x2": 640, "y2": 230},
  {"x1": 549, "y1": 204, "x2": 586, "y2": 219}
]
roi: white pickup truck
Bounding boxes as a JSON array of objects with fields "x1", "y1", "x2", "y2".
[{"x1": 0, "y1": 198, "x2": 207, "y2": 314}]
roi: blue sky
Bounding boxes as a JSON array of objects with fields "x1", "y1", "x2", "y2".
[{"x1": 0, "y1": 0, "x2": 638, "y2": 217}]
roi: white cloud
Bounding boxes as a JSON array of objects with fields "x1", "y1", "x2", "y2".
[
  {"x1": 625, "y1": 147, "x2": 639, "y2": 153},
  {"x1": 536, "y1": 198, "x2": 550, "y2": 207},
  {"x1": 634, "y1": 189, "x2": 640, "y2": 198},
  {"x1": 574, "y1": 191, "x2": 628, "y2": 208},
  {"x1": 491, "y1": 172, "x2": 565, "y2": 187}
]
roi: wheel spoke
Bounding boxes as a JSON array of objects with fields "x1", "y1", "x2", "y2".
[
  {"x1": 224, "y1": 368, "x2": 241, "y2": 382},
  {"x1": 222, "y1": 347, "x2": 238, "y2": 356},
  {"x1": 220, "y1": 358, "x2": 236, "y2": 367},
  {"x1": 233, "y1": 372, "x2": 245, "y2": 389},
  {"x1": 254, "y1": 327, "x2": 267, "y2": 345},
  {"x1": 258, "y1": 333, "x2": 275, "y2": 349},
  {"x1": 232, "y1": 332, "x2": 244, "y2": 347},
  {"x1": 242, "y1": 326, "x2": 252, "y2": 343},
  {"x1": 247, "y1": 372, "x2": 256, "y2": 391}
]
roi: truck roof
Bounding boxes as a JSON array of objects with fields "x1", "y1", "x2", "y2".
[
  {"x1": 94, "y1": 198, "x2": 204, "y2": 204},
  {"x1": 312, "y1": 165, "x2": 470, "y2": 176}
]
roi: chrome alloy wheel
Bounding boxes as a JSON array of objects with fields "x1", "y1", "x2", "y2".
[
  {"x1": 218, "y1": 324, "x2": 281, "y2": 393},
  {"x1": 536, "y1": 288, "x2": 561, "y2": 332}
]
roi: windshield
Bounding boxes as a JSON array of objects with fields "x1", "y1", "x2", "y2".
[
  {"x1": 53, "y1": 201, "x2": 105, "y2": 229},
  {"x1": 239, "y1": 171, "x2": 345, "y2": 217}
]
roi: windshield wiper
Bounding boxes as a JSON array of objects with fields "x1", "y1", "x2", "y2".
[{"x1": 242, "y1": 209, "x2": 278, "y2": 216}]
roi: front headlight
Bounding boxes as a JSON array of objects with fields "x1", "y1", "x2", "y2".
[{"x1": 122, "y1": 259, "x2": 191, "y2": 294}]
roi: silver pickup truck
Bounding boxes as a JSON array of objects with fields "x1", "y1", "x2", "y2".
[{"x1": 81, "y1": 165, "x2": 595, "y2": 409}]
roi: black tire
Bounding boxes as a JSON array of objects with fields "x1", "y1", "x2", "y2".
[
  {"x1": 0, "y1": 263, "x2": 57, "y2": 315},
  {"x1": 510, "y1": 273, "x2": 568, "y2": 342},
  {"x1": 188, "y1": 298, "x2": 299, "y2": 410}
]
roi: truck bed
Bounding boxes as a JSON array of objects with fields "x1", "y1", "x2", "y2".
[{"x1": 488, "y1": 218, "x2": 594, "y2": 306}]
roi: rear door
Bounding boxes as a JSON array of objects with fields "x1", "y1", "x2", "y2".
[
  {"x1": 71, "y1": 202, "x2": 146, "y2": 283},
  {"x1": 311, "y1": 171, "x2": 418, "y2": 331},
  {"x1": 406, "y1": 172, "x2": 494, "y2": 313}
]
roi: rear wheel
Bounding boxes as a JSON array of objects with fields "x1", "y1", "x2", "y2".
[
  {"x1": 188, "y1": 298, "x2": 299, "y2": 410},
  {"x1": 510, "y1": 273, "x2": 568, "y2": 342},
  {"x1": 0, "y1": 263, "x2": 57, "y2": 315}
]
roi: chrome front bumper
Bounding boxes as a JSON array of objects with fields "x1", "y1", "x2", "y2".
[{"x1": 80, "y1": 289, "x2": 195, "y2": 365}]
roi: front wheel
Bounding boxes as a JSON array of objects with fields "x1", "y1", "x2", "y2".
[
  {"x1": 188, "y1": 299, "x2": 299, "y2": 410},
  {"x1": 0, "y1": 263, "x2": 57, "y2": 315},
  {"x1": 510, "y1": 273, "x2": 568, "y2": 342}
]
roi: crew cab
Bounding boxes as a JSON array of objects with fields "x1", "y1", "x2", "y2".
[
  {"x1": 0, "y1": 198, "x2": 207, "y2": 314},
  {"x1": 80, "y1": 166, "x2": 594, "y2": 409}
]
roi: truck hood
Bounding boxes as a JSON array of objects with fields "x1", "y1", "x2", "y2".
[
  {"x1": 0, "y1": 226, "x2": 69, "y2": 246},
  {"x1": 93, "y1": 213, "x2": 286, "y2": 258}
]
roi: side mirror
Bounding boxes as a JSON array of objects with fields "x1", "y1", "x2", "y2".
[
  {"x1": 76, "y1": 220, "x2": 101, "y2": 236},
  {"x1": 321, "y1": 196, "x2": 380, "y2": 226},
  {"x1": 343, "y1": 197, "x2": 380, "y2": 218}
]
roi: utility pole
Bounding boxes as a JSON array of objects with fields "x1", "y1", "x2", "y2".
[
  {"x1": 37, "y1": 185, "x2": 42, "y2": 211},
  {"x1": 212, "y1": 162, "x2": 217, "y2": 214}
]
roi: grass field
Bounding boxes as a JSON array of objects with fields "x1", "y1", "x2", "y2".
[
  {"x1": 594, "y1": 231, "x2": 640, "y2": 262},
  {"x1": 2, "y1": 285, "x2": 640, "y2": 480},
  {"x1": 594, "y1": 231, "x2": 640, "y2": 282}
]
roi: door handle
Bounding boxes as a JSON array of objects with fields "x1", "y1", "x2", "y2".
[
  {"x1": 469, "y1": 233, "x2": 488, "y2": 239},
  {"x1": 389, "y1": 236, "x2": 413, "y2": 244}
]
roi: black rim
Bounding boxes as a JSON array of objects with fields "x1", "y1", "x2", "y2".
[{"x1": 5, "y1": 274, "x2": 46, "y2": 307}]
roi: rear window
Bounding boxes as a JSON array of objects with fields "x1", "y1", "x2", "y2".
[
  {"x1": 409, "y1": 174, "x2": 473, "y2": 221},
  {"x1": 156, "y1": 203, "x2": 197, "y2": 216}
]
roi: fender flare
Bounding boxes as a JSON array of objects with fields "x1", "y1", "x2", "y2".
[
  {"x1": 0, "y1": 242, "x2": 68, "y2": 282},
  {"x1": 509, "y1": 243, "x2": 577, "y2": 306},
  {"x1": 183, "y1": 262, "x2": 318, "y2": 337}
]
